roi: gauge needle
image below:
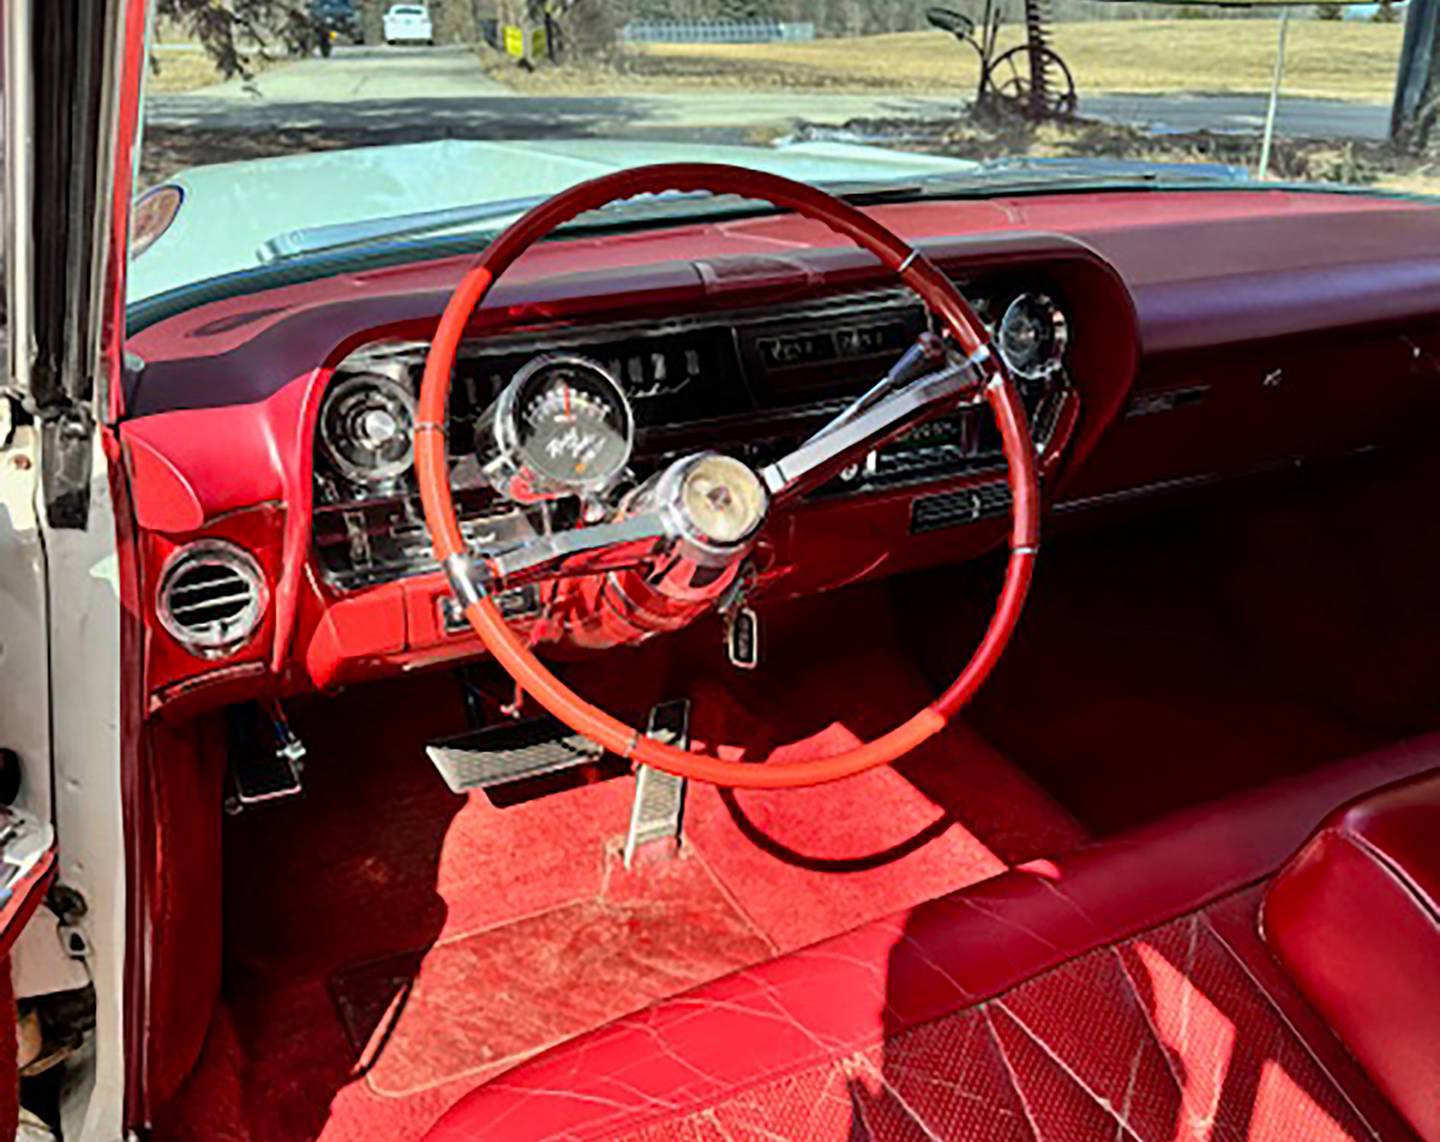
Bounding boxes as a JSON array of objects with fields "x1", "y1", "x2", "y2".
[{"x1": 563, "y1": 384, "x2": 572, "y2": 420}]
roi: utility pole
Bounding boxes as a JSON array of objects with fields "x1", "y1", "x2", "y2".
[
  {"x1": 1392, "y1": 0, "x2": 1440, "y2": 148},
  {"x1": 1257, "y1": 6, "x2": 1291, "y2": 178}
]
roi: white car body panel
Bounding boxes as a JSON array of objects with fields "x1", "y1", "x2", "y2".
[{"x1": 47, "y1": 441, "x2": 126, "y2": 1142}]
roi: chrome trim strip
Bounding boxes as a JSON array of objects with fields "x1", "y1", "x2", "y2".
[
  {"x1": 3, "y1": 0, "x2": 34, "y2": 401},
  {"x1": 1053, "y1": 473, "x2": 1221, "y2": 513},
  {"x1": 340, "y1": 286, "x2": 928, "y2": 373},
  {"x1": 443, "y1": 552, "x2": 490, "y2": 609}
]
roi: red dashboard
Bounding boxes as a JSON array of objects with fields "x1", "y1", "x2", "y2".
[{"x1": 120, "y1": 188, "x2": 1440, "y2": 717}]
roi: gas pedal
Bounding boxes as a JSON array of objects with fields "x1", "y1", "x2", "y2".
[
  {"x1": 623, "y1": 700, "x2": 690, "y2": 869},
  {"x1": 426, "y1": 716, "x2": 603, "y2": 794}
]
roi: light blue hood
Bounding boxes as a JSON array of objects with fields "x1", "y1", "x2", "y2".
[{"x1": 129, "y1": 137, "x2": 981, "y2": 302}]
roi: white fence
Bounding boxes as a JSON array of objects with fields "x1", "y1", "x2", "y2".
[{"x1": 620, "y1": 20, "x2": 817, "y2": 45}]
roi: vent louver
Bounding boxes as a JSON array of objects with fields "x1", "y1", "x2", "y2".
[
  {"x1": 157, "y1": 542, "x2": 268, "y2": 658},
  {"x1": 910, "y1": 483, "x2": 1013, "y2": 534}
]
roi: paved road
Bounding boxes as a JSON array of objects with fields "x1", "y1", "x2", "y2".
[
  {"x1": 149, "y1": 46, "x2": 974, "y2": 139},
  {"x1": 147, "y1": 44, "x2": 1390, "y2": 144},
  {"x1": 1083, "y1": 92, "x2": 1388, "y2": 141}
]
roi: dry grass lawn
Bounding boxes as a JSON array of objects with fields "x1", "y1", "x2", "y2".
[
  {"x1": 146, "y1": 43, "x2": 282, "y2": 94},
  {"x1": 499, "y1": 22, "x2": 1403, "y2": 104}
]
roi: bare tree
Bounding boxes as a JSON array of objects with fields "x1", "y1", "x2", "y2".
[{"x1": 156, "y1": 0, "x2": 317, "y2": 77}]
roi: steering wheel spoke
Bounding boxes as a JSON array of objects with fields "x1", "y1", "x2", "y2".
[
  {"x1": 760, "y1": 340, "x2": 995, "y2": 505},
  {"x1": 443, "y1": 513, "x2": 671, "y2": 604},
  {"x1": 480, "y1": 512, "x2": 671, "y2": 591}
]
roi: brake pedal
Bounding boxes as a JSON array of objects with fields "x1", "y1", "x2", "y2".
[
  {"x1": 623, "y1": 700, "x2": 690, "y2": 868},
  {"x1": 426, "y1": 716, "x2": 603, "y2": 794}
]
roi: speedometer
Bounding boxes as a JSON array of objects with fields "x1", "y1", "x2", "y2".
[
  {"x1": 997, "y1": 293, "x2": 1068, "y2": 381},
  {"x1": 480, "y1": 355, "x2": 635, "y2": 501}
]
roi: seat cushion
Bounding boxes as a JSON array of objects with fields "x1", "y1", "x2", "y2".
[
  {"x1": 427, "y1": 737, "x2": 1440, "y2": 1142},
  {"x1": 1264, "y1": 771, "x2": 1440, "y2": 1142}
]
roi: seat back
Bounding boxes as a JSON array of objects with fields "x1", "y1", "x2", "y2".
[{"x1": 1264, "y1": 771, "x2": 1440, "y2": 1142}]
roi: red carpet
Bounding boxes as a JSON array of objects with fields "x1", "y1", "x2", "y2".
[
  {"x1": 156, "y1": 450, "x2": 1440, "y2": 1142},
  {"x1": 156, "y1": 589, "x2": 1083, "y2": 1142}
]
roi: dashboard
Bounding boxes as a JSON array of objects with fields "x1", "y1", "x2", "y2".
[
  {"x1": 118, "y1": 189, "x2": 1440, "y2": 716},
  {"x1": 310, "y1": 281, "x2": 1074, "y2": 600}
]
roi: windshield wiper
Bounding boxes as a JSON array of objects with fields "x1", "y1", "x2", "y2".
[
  {"x1": 254, "y1": 181, "x2": 929, "y2": 265},
  {"x1": 257, "y1": 194, "x2": 562, "y2": 263}
]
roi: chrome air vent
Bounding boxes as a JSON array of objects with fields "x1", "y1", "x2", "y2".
[
  {"x1": 910, "y1": 482, "x2": 1013, "y2": 534},
  {"x1": 157, "y1": 541, "x2": 268, "y2": 658}
]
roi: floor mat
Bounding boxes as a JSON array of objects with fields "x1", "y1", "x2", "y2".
[
  {"x1": 163, "y1": 591, "x2": 1089, "y2": 1142},
  {"x1": 329, "y1": 850, "x2": 772, "y2": 1098}
]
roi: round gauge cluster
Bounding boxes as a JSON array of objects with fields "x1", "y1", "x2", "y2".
[
  {"x1": 996, "y1": 292, "x2": 1069, "y2": 381},
  {"x1": 318, "y1": 374, "x2": 417, "y2": 486},
  {"x1": 485, "y1": 354, "x2": 635, "y2": 500}
]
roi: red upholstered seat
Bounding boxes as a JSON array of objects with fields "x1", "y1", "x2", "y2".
[
  {"x1": 427, "y1": 739, "x2": 1440, "y2": 1142},
  {"x1": 1264, "y1": 771, "x2": 1440, "y2": 1142}
]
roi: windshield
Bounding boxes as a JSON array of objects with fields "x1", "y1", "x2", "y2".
[{"x1": 132, "y1": 0, "x2": 1419, "y2": 308}]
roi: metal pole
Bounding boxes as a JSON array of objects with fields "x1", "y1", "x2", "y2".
[
  {"x1": 1393, "y1": 0, "x2": 1440, "y2": 146},
  {"x1": 1257, "y1": 6, "x2": 1291, "y2": 179}
]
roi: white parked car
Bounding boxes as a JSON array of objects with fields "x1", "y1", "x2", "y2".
[{"x1": 382, "y1": 3, "x2": 433, "y2": 45}]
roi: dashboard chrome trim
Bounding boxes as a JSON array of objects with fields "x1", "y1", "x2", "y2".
[{"x1": 337, "y1": 286, "x2": 928, "y2": 375}]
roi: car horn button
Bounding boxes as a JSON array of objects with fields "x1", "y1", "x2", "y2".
[{"x1": 678, "y1": 455, "x2": 768, "y2": 546}]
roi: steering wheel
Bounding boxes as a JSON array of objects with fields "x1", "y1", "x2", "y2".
[{"x1": 416, "y1": 163, "x2": 1039, "y2": 789}]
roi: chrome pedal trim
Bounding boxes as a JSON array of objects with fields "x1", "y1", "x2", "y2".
[
  {"x1": 426, "y1": 717, "x2": 603, "y2": 793},
  {"x1": 623, "y1": 700, "x2": 690, "y2": 869}
]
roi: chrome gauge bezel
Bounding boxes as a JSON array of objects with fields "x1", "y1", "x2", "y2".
[
  {"x1": 485, "y1": 353, "x2": 636, "y2": 502},
  {"x1": 318, "y1": 373, "x2": 418, "y2": 486},
  {"x1": 996, "y1": 292, "x2": 1069, "y2": 381}
]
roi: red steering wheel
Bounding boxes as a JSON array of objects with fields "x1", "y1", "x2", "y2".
[{"x1": 416, "y1": 163, "x2": 1039, "y2": 789}]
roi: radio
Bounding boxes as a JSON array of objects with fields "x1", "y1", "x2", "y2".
[{"x1": 814, "y1": 372, "x2": 1065, "y2": 498}]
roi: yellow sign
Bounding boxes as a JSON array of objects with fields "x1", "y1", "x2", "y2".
[
  {"x1": 532, "y1": 25, "x2": 548, "y2": 59},
  {"x1": 503, "y1": 24, "x2": 525, "y2": 58}
]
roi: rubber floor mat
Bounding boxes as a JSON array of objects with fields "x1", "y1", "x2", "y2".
[{"x1": 329, "y1": 848, "x2": 773, "y2": 1097}]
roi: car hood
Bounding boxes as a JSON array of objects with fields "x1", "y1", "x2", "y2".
[{"x1": 128, "y1": 137, "x2": 982, "y2": 303}]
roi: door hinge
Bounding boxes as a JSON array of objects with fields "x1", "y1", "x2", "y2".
[{"x1": 39, "y1": 408, "x2": 93, "y2": 529}]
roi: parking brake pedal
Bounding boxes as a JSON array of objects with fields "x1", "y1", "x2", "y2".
[
  {"x1": 623, "y1": 700, "x2": 690, "y2": 868},
  {"x1": 227, "y1": 702, "x2": 305, "y2": 810},
  {"x1": 427, "y1": 716, "x2": 603, "y2": 794}
]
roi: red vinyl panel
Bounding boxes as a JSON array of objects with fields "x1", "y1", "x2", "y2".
[{"x1": 1263, "y1": 772, "x2": 1440, "y2": 1142}]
